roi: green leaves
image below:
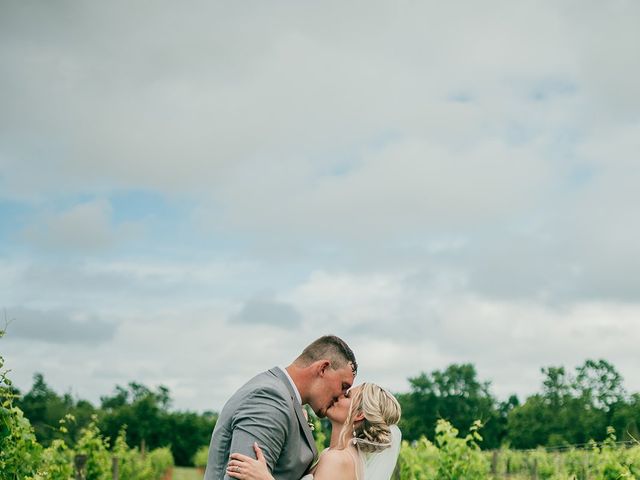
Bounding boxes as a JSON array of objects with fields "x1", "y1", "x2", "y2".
[
  {"x1": 398, "y1": 419, "x2": 490, "y2": 479},
  {"x1": 0, "y1": 405, "x2": 43, "y2": 479},
  {"x1": 398, "y1": 421, "x2": 640, "y2": 479},
  {"x1": 1, "y1": 325, "x2": 43, "y2": 479},
  {"x1": 192, "y1": 445, "x2": 209, "y2": 468},
  {"x1": 1, "y1": 326, "x2": 175, "y2": 480},
  {"x1": 398, "y1": 363, "x2": 501, "y2": 448}
]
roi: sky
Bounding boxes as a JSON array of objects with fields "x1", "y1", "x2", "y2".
[{"x1": 1, "y1": 0, "x2": 639, "y2": 413}]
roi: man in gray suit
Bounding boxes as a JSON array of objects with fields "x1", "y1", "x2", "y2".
[{"x1": 204, "y1": 335, "x2": 357, "y2": 480}]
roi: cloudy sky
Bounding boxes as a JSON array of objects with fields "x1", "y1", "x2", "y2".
[{"x1": 1, "y1": 1, "x2": 639, "y2": 413}]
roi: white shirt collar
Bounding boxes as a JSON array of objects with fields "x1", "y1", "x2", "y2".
[{"x1": 280, "y1": 366, "x2": 302, "y2": 405}]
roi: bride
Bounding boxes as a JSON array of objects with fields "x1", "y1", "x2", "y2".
[{"x1": 226, "y1": 382, "x2": 402, "y2": 480}]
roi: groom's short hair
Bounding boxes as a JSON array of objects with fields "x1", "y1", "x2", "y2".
[{"x1": 296, "y1": 335, "x2": 358, "y2": 375}]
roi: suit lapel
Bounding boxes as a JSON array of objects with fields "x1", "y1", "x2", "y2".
[
  {"x1": 270, "y1": 367, "x2": 319, "y2": 459},
  {"x1": 293, "y1": 399, "x2": 319, "y2": 458}
]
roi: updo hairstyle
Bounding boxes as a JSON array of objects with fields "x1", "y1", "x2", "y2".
[{"x1": 339, "y1": 383, "x2": 401, "y2": 453}]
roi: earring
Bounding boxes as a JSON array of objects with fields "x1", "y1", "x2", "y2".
[{"x1": 352, "y1": 428, "x2": 357, "y2": 445}]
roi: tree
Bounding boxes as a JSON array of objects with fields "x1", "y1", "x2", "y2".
[
  {"x1": 506, "y1": 394, "x2": 552, "y2": 448},
  {"x1": 164, "y1": 410, "x2": 217, "y2": 466},
  {"x1": 541, "y1": 366, "x2": 572, "y2": 409},
  {"x1": 611, "y1": 393, "x2": 640, "y2": 441},
  {"x1": 574, "y1": 359, "x2": 626, "y2": 411},
  {"x1": 99, "y1": 382, "x2": 217, "y2": 466},
  {"x1": 99, "y1": 382, "x2": 168, "y2": 452},
  {"x1": 16, "y1": 373, "x2": 75, "y2": 446},
  {"x1": 507, "y1": 360, "x2": 629, "y2": 448},
  {"x1": 398, "y1": 364, "x2": 504, "y2": 448}
]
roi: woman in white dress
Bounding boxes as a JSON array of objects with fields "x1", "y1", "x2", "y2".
[{"x1": 226, "y1": 383, "x2": 402, "y2": 480}]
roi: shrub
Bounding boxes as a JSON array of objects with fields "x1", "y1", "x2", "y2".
[
  {"x1": 193, "y1": 445, "x2": 209, "y2": 468},
  {"x1": 397, "y1": 419, "x2": 489, "y2": 480},
  {"x1": 75, "y1": 415, "x2": 111, "y2": 480},
  {"x1": 148, "y1": 447, "x2": 174, "y2": 479},
  {"x1": 0, "y1": 327, "x2": 43, "y2": 479}
]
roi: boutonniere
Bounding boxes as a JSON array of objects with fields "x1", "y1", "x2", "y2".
[{"x1": 302, "y1": 405, "x2": 315, "y2": 431}]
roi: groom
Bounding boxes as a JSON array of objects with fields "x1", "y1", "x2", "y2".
[{"x1": 204, "y1": 335, "x2": 357, "y2": 480}]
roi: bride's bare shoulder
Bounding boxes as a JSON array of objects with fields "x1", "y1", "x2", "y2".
[{"x1": 313, "y1": 448, "x2": 356, "y2": 480}]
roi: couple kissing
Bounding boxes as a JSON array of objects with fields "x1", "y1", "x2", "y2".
[{"x1": 203, "y1": 335, "x2": 401, "y2": 480}]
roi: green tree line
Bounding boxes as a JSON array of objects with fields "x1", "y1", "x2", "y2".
[
  {"x1": 13, "y1": 359, "x2": 640, "y2": 467},
  {"x1": 397, "y1": 359, "x2": 640, "y2": 449},
  {"x1": 13, "y1": 375, "x2": 216, "y2": 466}
]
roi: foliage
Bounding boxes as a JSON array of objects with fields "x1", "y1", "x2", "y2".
[
  {"x1": 113, "y1": 427, "x2": 152, "y2": 480},
  {"x1": 75, "y1": 415, "x2": 111, "y2": 480},
  {"x1": 397, "y1": 419, "x2": 489, "y2": 479},
  {"x1": 192, "y1": 445, "x2": 209, "y2": 468},
  {"x1": 33, "y1": 416, "x2": 76, "y2": 480},
  {"x1": 100, "y1": 382, "x2": 169, "y2": 450},
  {"x1": 1, "y1": 325, "x2": 176, "y2": 480},
  {"x1": 432, "y1": 419, "x2": 489, "y2": 479},
  {"x1": 396, "y1": 359, "x2": 640, "y2": 452},
  {"x1": 0, "y1": 325, "x2": 43, "y2": 479},
  {"x1": 396, "y1": 364, "x2": 506, "y2": 448},
  {"x1": 148, "y1": 447, "x2": 174, "y2": 478},
  {"x1": 483, "y1": 428, "x2": 640, "y2": 480},
  {"x1": 99, "y1": 382, "x2": 216, "y2": 466},
  {"x1": 0, "y1": 404, "x2": 43, "y2": 479},
  {"x1": 507, "y1": 359, "x2": 632, "y2": 448},
  {"x1": 17, "y1": 374, "x2": 216, "y2": 466},
  {"x1": 7, "y1": 312, "x2": 640, "y2": 475},
  {"x1": 161, "y1": 409, "x2": 216, "y2": 466},
  {"x1": 306, "y1": 405, "x2": 327, "y2": 453},
  {"x1": 36, "y1": 438, "x2": 75, "y2": 480},
  {"x1": 398, "y1": 436, "x2": 439, "y2": 479},
  {"x1": 15, "y1": 372, "x2": 98, "y2": 447}
]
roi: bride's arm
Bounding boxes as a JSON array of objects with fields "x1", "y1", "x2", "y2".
[
  {"x1": 226, "y1": 443, "x2": 275, "y2": 480},
  {"x1": 227, "y1": 443, "x2": 353, "y2": 480}
]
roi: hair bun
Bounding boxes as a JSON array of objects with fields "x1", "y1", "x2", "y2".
[
  {"x1": 339, "y1": 382, "x2": 402, "y2": 453},
  {"x1": 357, "y1": 421, "x2": 393, "y2": 452},
  {"x1": 356, "y1": 384, "x2": 401, "y2": 452}
]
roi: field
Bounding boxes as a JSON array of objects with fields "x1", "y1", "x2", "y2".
[
  {"x1": 2, "y1": 330, "x2": 639, "y2": 480},
  {"x1": 395, "y1": 421, "x2": 640, "y2": 479},
  {"x1": 172, "y1": 467, "x2": 202, "y2": 480}
]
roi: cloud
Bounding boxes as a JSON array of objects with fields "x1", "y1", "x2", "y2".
[
  {"x1": 3, "y1": 265, "x2": 640, "y2": 412},
  {"x1": 281, "y1": 269, "x2": 640, "y2": 401},
  {"x1": 6, "y1": 306, "x2": 117, "y2": 345},
  {"x1": 210, "y1": 138, "x2": 553, "y2": 242},
  {"x1": 1, "y1": 0, "x2": 639, "y2": 412},
  {"x1": 21, "y1": 199, "x2": 142, "y2": 252},
  {"x1": 231, "y1": 297, "x2": 302, "y2": 328},
  {"x1": 1, "y1": 0, "x2": 638, "y2": 199},
  {"x1": 0, "y1": 257, "x2": 258, "y2": 316}
]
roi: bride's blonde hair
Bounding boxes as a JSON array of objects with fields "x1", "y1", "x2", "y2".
[{"x1": 338, "y1": 383, "x2": 401, "y2": 453}]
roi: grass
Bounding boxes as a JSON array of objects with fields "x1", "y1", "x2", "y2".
[{"x1": 172, "y1": 466, "x2": 203, "y2": 480}]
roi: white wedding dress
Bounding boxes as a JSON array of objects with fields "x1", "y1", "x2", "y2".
[{"x1": 301, "y1": 425, "x2": 401, "y2": 480}]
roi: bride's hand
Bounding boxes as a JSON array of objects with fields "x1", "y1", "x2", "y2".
[{"x1": 226, "y1": 442, "x2": 274, "y2": 480}]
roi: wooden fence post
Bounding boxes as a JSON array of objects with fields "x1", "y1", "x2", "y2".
[
  {"x1": 531, "y1": 458, "x2": 538, "y2": 480},
  {"x1": 491, "y1": 450, "x2": 498, "y2": 475},
  {"x1": 112, "y1": 456, "x2": 119, "y2": 480},
  {"x1": 74, "y1": 454, "x2": 87, "y2": 480}
]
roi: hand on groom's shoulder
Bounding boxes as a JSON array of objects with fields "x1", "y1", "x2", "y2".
[{"x1": 228, "y1": 382, "x2": 291, "y2": 467}]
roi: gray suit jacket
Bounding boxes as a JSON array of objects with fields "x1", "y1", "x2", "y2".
[{"x1": 204, "y1": 367, "x2": 318, "y2": 480}]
